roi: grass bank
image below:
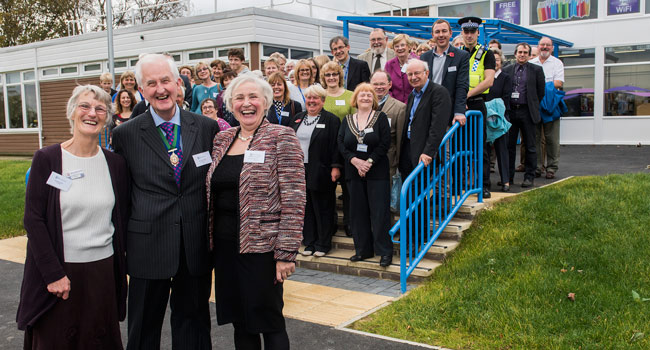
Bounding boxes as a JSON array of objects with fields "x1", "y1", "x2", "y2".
[
  {"x1": 353, "y1": 173, "x2": 650, "y2": 349},
  {"x1": 0, "y1": 159, "x2": 31, "y2": 239}
]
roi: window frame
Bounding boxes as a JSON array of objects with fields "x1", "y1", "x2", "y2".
[{"x1": 0, "y1": 70, "x2": 39, "y2": 131}]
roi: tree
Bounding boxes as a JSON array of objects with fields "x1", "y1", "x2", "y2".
[{"x1": 0, "y1": 0, "x2": 188, "y2": 48}]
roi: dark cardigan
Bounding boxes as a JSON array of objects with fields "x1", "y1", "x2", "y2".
[{"x1": 16, "y1": 144, "x2": 129, "y2": 330}]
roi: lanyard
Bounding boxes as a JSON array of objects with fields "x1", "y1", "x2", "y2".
[
  {"x1": 298, "y1": 87, "x2": 306, "y2": 104},
  {"x1": 157, "y1": 124, "x2": 180, "y2": 151}
]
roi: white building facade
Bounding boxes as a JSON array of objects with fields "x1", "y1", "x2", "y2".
[{"x1": 1, "y1": 3, "x2": 649, "y2": 155}]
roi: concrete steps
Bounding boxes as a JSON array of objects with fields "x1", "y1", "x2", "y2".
[{"x1": 297, "y1": 193, "x2": 502, "y2": 284}]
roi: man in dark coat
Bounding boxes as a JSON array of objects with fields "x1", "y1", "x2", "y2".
[
  {"x1": 330, "y1": 35, "x2": 371, "y2": 92},
  {"x1": 503, "y1": 43, "x2": 546, "y2": 188},
  {"x1": 112, "y1": 53, "x2": 219, "y2": 349}
]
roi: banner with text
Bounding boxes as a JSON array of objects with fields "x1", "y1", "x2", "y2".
[
  {"x1": 607, "y1": 0, "x2": 639, "y2": 15},
  {"x1": 494, "y1": 0, "x2": 521, "y2": 24}
]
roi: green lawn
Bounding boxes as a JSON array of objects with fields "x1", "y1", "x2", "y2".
[
  {"x1": 0, "y1": 159, "x2": 31, "y2": 239},
  {"x1": 353, "y1": 173, "x2": 650, "y2": 349}
]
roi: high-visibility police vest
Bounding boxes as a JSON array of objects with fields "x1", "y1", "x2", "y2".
[{"x1": 468, "y1": 44, "x2": 489, "y2": 95}]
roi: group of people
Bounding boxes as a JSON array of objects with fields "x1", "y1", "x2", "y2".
[{"x1": 18, "y1": 16, "x2": 565, "y2": 350}]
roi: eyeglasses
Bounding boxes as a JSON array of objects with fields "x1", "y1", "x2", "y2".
[
  {"x1": 406, "y1": 71, "x2": 425, "y2": 78},
  {"x1": 324, "y1": 72, "x2": 339, "y2": 77},
  {"x1": 77, "y1": 103, "x2": 107, "y2": 116},
  {"x1": 197, "y1": 67, "x2": 210, "y2": 72},
  {"x1": 202, "y1": 106, "x2": 216, "y2": 111}
]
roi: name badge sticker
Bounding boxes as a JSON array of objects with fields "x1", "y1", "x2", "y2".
[
  {"x1": 47, "y1": 172, "x2": 73, "y2": 192},
  {"x1": 65, "y1": 169, "x2": 85, "y2": 180},
  {"x1": 192, "y1": 151, "x2": 212, "y2": 167},
  {"x1": 364, "y1": 127, "x2": 374, "y2": 134},
  {"x1": 448, "y1": 66, "x2": 457, "y2": 72},
  {"x1": 280, "y1": 111, "x2": 290, "y2": 117},
  {"x1": 316, "y1": 124, "x2": 326, "y2": 129},
  {"x1": 511, "y1": 92, "x2": 520, "y2": 99},
  {"x1": 357, "y1": 144, "x2": 368, "y2": 152},
  {"x1": 244, "y1": 150, "x2": 266, "y2": 163},
  {"x1": 335, "y1": 100, "x2": 346, "y2": 106}
]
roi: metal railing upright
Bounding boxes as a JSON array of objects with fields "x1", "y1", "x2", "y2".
[{"x1": 390, "y1": 110, "x2": 484, "y2": 293}]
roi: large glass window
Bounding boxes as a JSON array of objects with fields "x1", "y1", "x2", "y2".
[
  {"x1": 559, "y1": 48, "x2": 595, "y2": 66},
  {"x1": 605, "y1": 45, "x2": 650, "y2": 64},
  {"x1": 263, "y1": 45, "x2": 288, "y2": 58},
  {"x1": 563, "y1": 67, "x2": 595, "y2": 117},
  {"x1": 558, "y1": 48, "x2": 595, "y2": 117},
  {"x1": 604, "y1": 44, "x2": 650, "y2": 116},
  {"x1": 0, "y1": 89, "x2": 4, "y2": 129},
  {"x1": 7, "y1": 85, "x2": 23, "y2": 128},
  {"x1": 647, "y1": 0, "x2": 650, "y2": 13},
  {"x1": 25, "y1": 84, "x2": 38, "y2": 128},
  {"x1": 439, "y1": 1, "x2": 490, "y2": 17},
  {"x1": 604, "y1": 64, "x2": 650, "y2": 116},
  {"x1": 1, "y1": 70, "x2": 38, "y2": 130}
]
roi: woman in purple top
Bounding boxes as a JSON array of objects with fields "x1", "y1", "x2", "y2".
[
  {"x1": 384, "y1": 34, "x2": 414, "y2": 104},
  {"x1": 17, "y1": 85, "x2": 128, "y2": 349}
]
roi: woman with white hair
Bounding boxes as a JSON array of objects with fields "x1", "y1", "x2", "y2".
[
  {"x1": 288, "y1": 85, "x2": 341, "y2": 257},
  {"x1": 18, "y1": 85, "x2": 128, "y2": 349},
  {"x1": 206, "y1": 74, "x2": 305, "y2": 349}
]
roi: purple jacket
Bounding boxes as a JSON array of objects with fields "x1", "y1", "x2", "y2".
[
  {"x1": 17, "y1": 144, "x2": 129, "y2": 330},
  {"x1": 385, "y1": 57, "x2": 413, "y2": 104}
]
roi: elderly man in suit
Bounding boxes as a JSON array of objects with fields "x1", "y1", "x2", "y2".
[
  {"x1": 358, "y1": 29, "x2": 396, "y2": 74},
  {"x1": 398, "y1": 59, "x2": 451, "y2": 179},
  {"x1": 330, "y1": 35, "x2": 371, "y2": 92},
  {"x1": 398, "y1": 59, "x2": 451, "y2": 252},
  {"x1": 112, "y1": 53, "x2": 219, "y2": 350},
  {"x1": 419, "y1": 18, "x2": 470, "y2": 127},
  {"x1": 503, "y1": 43, "x2": 546, "y2": 188},
  {"x1": 371, "y1": 70, "x2": 405, "y2": 178}
]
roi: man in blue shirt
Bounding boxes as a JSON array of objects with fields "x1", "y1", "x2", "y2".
[{"x1": 398, "y1": 59, "x2": 451, "y2": 180}]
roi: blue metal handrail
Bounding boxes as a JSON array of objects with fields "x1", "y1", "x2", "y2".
[{"x1": 390, "y1": 110, "x2": 484, "y2": 293}]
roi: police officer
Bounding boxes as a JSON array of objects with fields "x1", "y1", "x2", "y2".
[{"x1": 459, "y1": 16, "x2": 495, "y2": 198}]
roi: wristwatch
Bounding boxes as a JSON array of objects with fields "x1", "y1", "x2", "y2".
[{"x1": 367, "y1": 158, "x2": 374, "y2": 164}]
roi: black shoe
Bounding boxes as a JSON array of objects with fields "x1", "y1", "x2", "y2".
[
  {"x1": 345, "y1": 225, "x2": 352, "y2": 237},
  {"x1": 483, "y1": 188, "x2": 491, "y2": 198},
  {"x1": 350, "y1": 254, "x2": 371, "y2": 262},
  {"x1": 522, "y1": 178, "x2": 534, "y2": 188},
  {"x1": 502, "y1": 184, "x2": 510, "y2": 192},
  {"x1": 497, "y1": 181, "x2": 503, "y2": 186},
  {"x1": 380, "y1": 255, "x2": 392, "y2": 267}
]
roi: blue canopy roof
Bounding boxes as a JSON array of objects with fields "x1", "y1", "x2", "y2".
[{"x1": 338, "y1": 16, "x2": 573, "y2": 51}]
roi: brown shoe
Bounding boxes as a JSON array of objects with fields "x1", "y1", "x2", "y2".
[
  {"x1": 546, "y1": 171, "x2": 555, "y2": 179},
  {"x1": 515, "y1": 164, "x2": 525, "y2": 172}
]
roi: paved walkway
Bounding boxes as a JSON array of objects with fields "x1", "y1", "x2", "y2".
[{"x1": 0, "y1": 236, "x2": 434, "y2": 349}]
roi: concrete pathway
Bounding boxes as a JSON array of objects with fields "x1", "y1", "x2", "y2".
[{"x1": 0, "y1": 237, "x2": 436, "y2": 349}]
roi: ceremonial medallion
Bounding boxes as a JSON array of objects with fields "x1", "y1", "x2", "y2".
[{"x1": 170, "y1": 152, "x2": 179, "y2": 166}]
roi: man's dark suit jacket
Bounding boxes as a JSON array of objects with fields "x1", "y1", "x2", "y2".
[
  {"x1": 402, "y1": 81, "x2": 452, "y2": 167},
  {"x1": 288, "y1": 109, "x2": 341, "y2": 191},
  {"x1": 266, "y1": 100, "x2": 303, "y2": 126},
  {"x1": 345, "y1": 56, "x2": 371, "y2": 92},
  {"x1": 503, "y1": 62, "x2": 546, "y2": 123},
  {"x1": 420, "y1": 45, "x2": 470, "y2": 124},
  {"x1": 112, "y1": 109, "x2": 219, "y2": 279}
]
